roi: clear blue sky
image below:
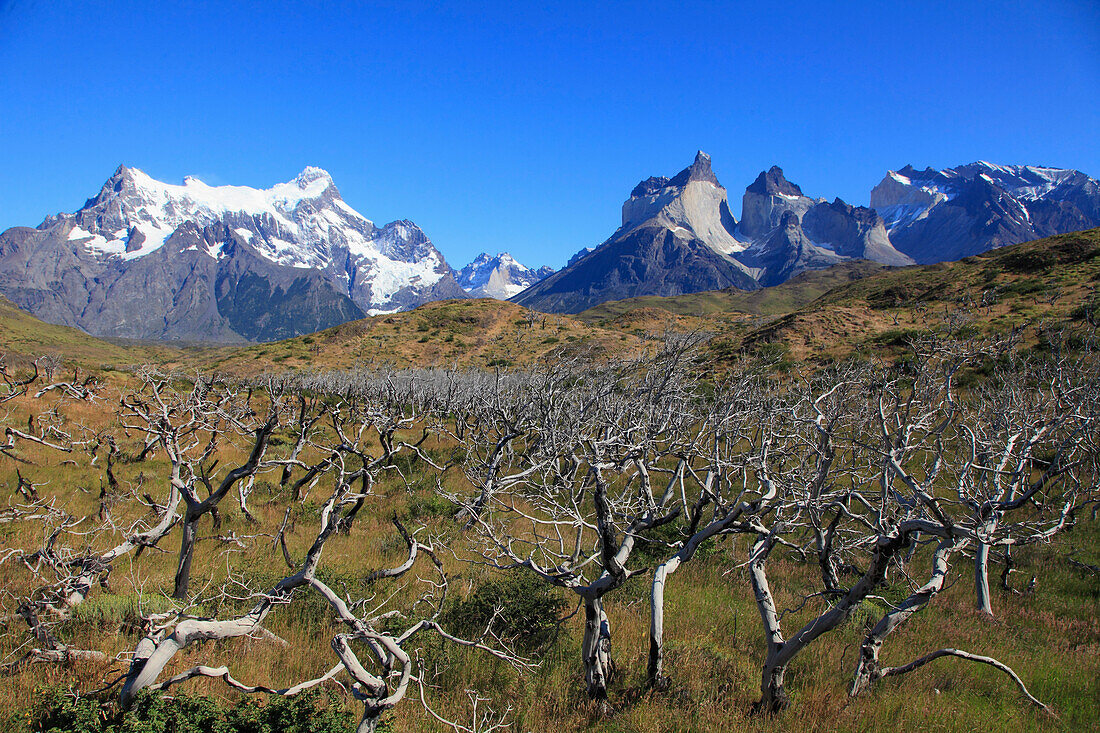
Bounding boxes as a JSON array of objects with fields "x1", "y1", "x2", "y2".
[{"x1": 1, "y1": 1, "x2": 1097, "y2": 269}]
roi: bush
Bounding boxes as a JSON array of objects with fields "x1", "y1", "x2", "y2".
[
  {"x1": 29, "y1": 686, "x2": 356, "y2": 733},
  {"x1": 406, "y1": 492, "x2": 455, "y2": 520},
  {"x1": 1000, "y1": 248, "x2": 1057, "y2": 273},
  {"x1": 442, "y1": 571, "x2": 567, "y2": 653}
]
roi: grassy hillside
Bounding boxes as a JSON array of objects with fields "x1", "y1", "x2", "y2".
[
  {"x1": 0, "y1": 349, "x2": 1096, "y2": 733},
  {"x1": 727, "y1": 227, "x2": 1100, "y2": 364},
  {"x1": 576, "y1": 260, "x2": 887, "y2": 321},
  {"x1": 186, "y1": 298, "x2": 649, "y2": 374},
  {"x1": 0, "y1": 296, "x2": 173, "y2": 367},
  {"x1": 2, "y1": 229, "x2": 1097, "y2": 379},
  {"x1": 0, "y1": 231, "x2": 1097, "y2": 732}
]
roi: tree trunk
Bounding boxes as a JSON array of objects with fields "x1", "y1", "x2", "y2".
[
  {"x1": 851, "y1": 540, "x2": 960, "y2": 696},
  {"x1": 749, "y1": 536, "x2": 789, "y2": 713},
  {"x1": 582, "y1": 596, "x2": 612, "y2": 701},
  {"x1": 974, "y1": 524, "x2": 994, "y2": 615},
  {"x1": 173, "y1": 519, "x2": 197, "y2": 600},
  {"x1": 356, "y1": 707, "x2": 385, "y2": 733},
  {"x1": 648, "y1": 556, "x2": 680, "y2": 687},
  {"x1": 757, "y1": 659, "x2": 790, "y2": 714}
]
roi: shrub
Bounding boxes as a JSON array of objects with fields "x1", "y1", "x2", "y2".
[
  {"x1": 406, "y1": 492, "x2": 455, "y2": 520},
  {"x1": 29, "y1": 686, "x2": 356, "y2": 733},
  {"x1": 442, "y1": 571, "x2": 567, "y2": 653}
]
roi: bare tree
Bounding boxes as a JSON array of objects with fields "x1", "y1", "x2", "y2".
[
  {"x1": 460, "y1": 338, "x2": 705, "y2": 704},
  {"x1": 120, "y1": 452, "x2": 527, "y2": 733},
  {"x1": 120, "y1": 371, "x2": 280, "y2": 599}
]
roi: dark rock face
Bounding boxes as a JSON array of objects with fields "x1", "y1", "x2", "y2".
[
  {"x1": 802, "y1": 198, "x2": 913, "y2": 266},
  {"x1": 872, "y1": 162, "x2": 1100, "y2": 264},
  {"x1": 745, "y1": 165, "x2": 804, "y2": 197},
  {"x1": 513, "y1": 223, "x2": 757, "y2": 313},
  {"x1": 739, "y1": 166, "x2": 817, "y2": 239},
  {"x1": 0, "y1": 165, "x2": 462, "y2": 342},
  {"x1": 666, "y1": 150, "x2": 721, "y2": 188},
  {"x1": 631, "y1": 177, "x2": 671, "y2": 198},
  {"x1": 738, "y1": 210, "x2": 846, "y2": 287}
]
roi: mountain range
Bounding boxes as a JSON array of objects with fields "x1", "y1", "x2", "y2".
[
  {"x1": 0, "y1": 155, "x2": 1096, "y2": 338},
  {"x1": 514, "y1": 153, "x2": 1100, "y2": 312},
  {"x1": 871, "y1": 161, "x2": 1100, "y2": 264},
  {"x1": 0, "y1": 166, "x2": 474, "y2": 341}
]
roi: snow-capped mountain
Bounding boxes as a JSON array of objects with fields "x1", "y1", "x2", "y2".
[
  {"x1": 871, "y1": 162, "x2": 1100, "y2": 263},
  {"x1": 456, "y1": 252, "x2": 553, "y2": 299},
  {"x1": 0, "y1": 166, "x2": 466, "y2": 341},
  {"x1": 514, "y1": 153, "x2": 912, "y2": 313}
]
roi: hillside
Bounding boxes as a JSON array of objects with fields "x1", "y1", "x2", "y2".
[
  {"x1": 3, "y1": 229, "x2": 1096, "y2": 378},
  {"x1": 0, "y1": 295, "x2": 173, "y2": 367},
  {"x1": 729, "y1": 227, "x2": 1100, "y2": 363},
  {"x1": 576, "y1": 260, "x2": 887, "y2": 321},
  {"x1": 0, "y1": 230, "x2": 1097, "y2": 733},
  {"x1": 190, "y1": 298, "x2": 648, "y2": 374}
]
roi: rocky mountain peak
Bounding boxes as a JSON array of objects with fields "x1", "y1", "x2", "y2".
[
  {"x1": 746, "y1": 166, "x2": 803, "y2": 197},
  {"x1": 81, "y1": 164, "x2": 140, "y2": 209},
  {"x1": 295, "y1": 166, "x2": 334, "y2": 186},
  {"x1": 667, "y1": 150, "x2": 720, "y2": 188},
  {"x1": 457, "y1": 251, "x2": 552, "y2": 300},
  {"x1": 740, "y1": 166, "x2": 814, "y2": 239}
]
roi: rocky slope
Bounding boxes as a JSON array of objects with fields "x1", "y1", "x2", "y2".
[
  {"x1": 736, "y1": 166, "x2": 913, "y2": 285},
  {"x1": 870, "y1": 162, "x2": 1100, "y2": 264},
  {"x1": 0, "y1": 166, "x2": 466, "y2": 341},
  {"x1": 456, "y1": 253, "x2": 553, "y2": 299}
]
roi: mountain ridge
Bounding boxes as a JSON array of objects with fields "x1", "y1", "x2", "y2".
[{"x1": 0, "y1": 165, "x2": 467, "y2": 341}]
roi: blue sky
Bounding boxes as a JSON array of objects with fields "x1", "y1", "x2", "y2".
[{"x1": 1, "y1": 1, "x2": 1097, "y2": 269}]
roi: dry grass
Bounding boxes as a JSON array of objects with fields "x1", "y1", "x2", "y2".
[
  {"x1": 0, "y1": 376, "x2": 1096, "y2": 733},
  {"x1": 0, "y1": 230, "x2": 1097, "y2": 730}
]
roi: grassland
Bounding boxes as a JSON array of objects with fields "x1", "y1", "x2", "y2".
[
  {"x1": 0, "y1": 386, "x2": 1095, "y2": 732},
  {"x1": 0, "y1": 230, "x2": 1097, "y2": 732}
]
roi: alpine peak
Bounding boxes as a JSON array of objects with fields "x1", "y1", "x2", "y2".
[
  {"x1": 667, "y1": 149, "x2": 720, "y2": 188},
  {"x1": 294, "y1": 166, "x2": 335, "y2": 189},
  {"x1": 745, "y1": 166, "x2": 804, "y2": 197}
]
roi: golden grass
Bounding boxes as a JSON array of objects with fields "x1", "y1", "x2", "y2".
[{"x1": 0, "y1": 375, "x2": 1096, "y2": 732}]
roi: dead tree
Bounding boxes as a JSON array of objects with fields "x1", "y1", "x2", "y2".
[
  {"x1": 120, "y1": 371, "x2": 280, "y2": 599},
  {"x1": 120, "y1": 458, "x2": 527, "y2": 733},
  {"x1": 463, "y1": 338, "x2": 704, "y2": 704},
  {"x1": 736, "y1": 338, "x2": 1095, "y2": 714},
  {"x1": 848, "y1": 351, "x2": 1096, "y2": 703},
  {"x1": 646, "y1": 368, "x2": 781, "y2": 687},
  {"x1": 966, "y1": 352, "x2": 1097, "y2": 615}
]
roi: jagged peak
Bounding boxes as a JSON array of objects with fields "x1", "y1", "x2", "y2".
[
  {"x1": 628, "y1": 152, "x2": 721, "y2": 200},
  {"x1": 667, "y1": 150, "x2": 719, "y2": 188},
  {"x1": 746, "y1": 166, "x2": 803, "y2": 197}
]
